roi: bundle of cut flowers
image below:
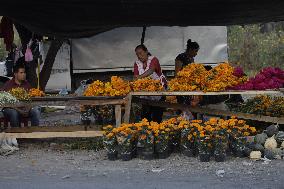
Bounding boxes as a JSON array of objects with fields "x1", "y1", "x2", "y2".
[
  {"x1": 0, "y1": 91, "x2": 19, "y2": 105},
  {"x1": 231, "y1": 67, "x2": 284, "y2": 90}
]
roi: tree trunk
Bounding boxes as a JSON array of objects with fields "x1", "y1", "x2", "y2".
[{"x1": 39, "y1": 39, "x2": 64, "y2": 90}]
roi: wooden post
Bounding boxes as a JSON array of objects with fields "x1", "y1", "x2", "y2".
[
  {"x1": 141, "y1": 26, "x2": 147, "y2": 44},
  {"x1": 115, "y1": 105, "x2": 122, "y2": 127},
  {"x1": 123, "y1": 94, "x2": 132, "y2": 123},
  {"x1": 69, "y1": 39, "x2": 76, "y2": 92}
]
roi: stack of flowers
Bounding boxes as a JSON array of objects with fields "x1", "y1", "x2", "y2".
[
  {"x1": 131, "y1": 77, "x2": 163, "y2": 91},
  {"x1": 0, "y1": 91, "x2": 19, "y2": 105},
  {"x1": 9, "y1": 87, "x2": 30, "y2": 101},
  {"x1": 204, "y1": 63, "x2": 247, "y2": 92},
  {"x1": 168, "y1": 63, "x2": 208, "y2": 91},
  {"x1": 29, "y1": 88, "x2": 45, "y2": 97},
  {"x1": 168, "y1": 63, "x2": 247, "y2": 92},
  {"x1": 84, "y1": 80, "x2": 105, "y2": 96},
  {"x1": 104, "y1": 76, "x2": 131, "y2": 96},
  {"x1": 231, "y1": 67, "x2": 284, "y2": 90},
  {"x1": 84, "y1": 76, "x2": 131, "y2": 96}
]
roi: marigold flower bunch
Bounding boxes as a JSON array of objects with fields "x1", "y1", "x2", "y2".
[
  {"x1": 9, "y1": 87, "x2": 30, "y2": 101},
  {"x1": 29, "y1": 88, "x2": 45, "y2": 97},
  {"x1": 169, "y1": 63, "x2": 207, "y2": 91},
  {"x1": 131, "y1": 77, "x2": 163, "y2": 92},
  {"x1": 104, "y1": 76, "x2": 131, "y2": 96},
  {"x1": 169, "y1": 63, "x2": 247, "y2": 92},
  {"x1": 84, "y1": 76, "x2": 131, "y2": 96},
  {"x1": 204, "y1": 63, "x2": 247, "y2": 92},
  {"x1": 84, "y1": 80, "x2": 105, "y2": 96}
]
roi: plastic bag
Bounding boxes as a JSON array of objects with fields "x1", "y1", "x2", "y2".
[{"x1": 24, "y1": 46, "x2": 33, "y2": 62}]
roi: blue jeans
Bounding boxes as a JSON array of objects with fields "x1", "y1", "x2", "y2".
[{"x1": 3, "y1": 107, "x2": 41, "y2": 127}]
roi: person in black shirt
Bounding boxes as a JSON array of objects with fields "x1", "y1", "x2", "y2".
[
  {"x1": 175, "y1": 39, "x2": 200, "y2": 107},
  {"x1": 175, "y1": 39, "x2": 199, "y2": 75}
]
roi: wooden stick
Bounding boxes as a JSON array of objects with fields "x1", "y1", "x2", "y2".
[
  {"x1": 37, "y1": 58, "x2": 40, "y2": 89},
  {"x1": 123, "y1": 94, "x2": 132, "y2": 123},
  {"x1": 115, "y1": 105, "x2": 122, "y2": 127}
]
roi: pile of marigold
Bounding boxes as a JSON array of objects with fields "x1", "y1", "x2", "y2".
[
  {"x1": 29, "y1": 88, "x2": 45, "y2": 97},
  {"x1": 131, "y1": 77, "x2": 163, "y2": 92},
  {"x1": 9, "y1": 87, "x2": 30, "y2": 101},
  {"x1": 169, "y1": 63, "x2": 207, "y2": 91},
  {"x1": 168, "y1": 63, "x2": 247, "y2": 92},
  {"x1": 84, "y1": 76, "x2": 131, "y2": 96}
]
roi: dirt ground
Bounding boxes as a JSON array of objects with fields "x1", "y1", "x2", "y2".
[{"x1": 0, "y1": 143, "x2": 283, "y2": 189}]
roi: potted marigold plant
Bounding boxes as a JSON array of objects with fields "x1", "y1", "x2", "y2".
[
  {"x1": 169, "y1": 123, "x2": 181, "y2": 153},
  {"x1": 180, "y1": 120, "x2": 201, "y2": 157},
  {"x1": 213, "y1": 130, "x2": 228, "y2": 162},
  {"x1": 137, "y1": 123, "x2": 155, "y2": 160},
  {"x1": 198, "y1": 135, "x2": 212, "y2": 162},
  {"x1": 154, "y1": 125, "x2": 171, "y2": 159},
  {"x1": 116, "y1": 125, "x2": 136, "y2": 161},
  {"x1": 228, "y1": 118, "x2": 253, "y2": 157},
  {"x1": 103, "y1": 125, "x2": 118, "y2": 160},
  {"x1": 198, "y1": 123, "x2": 214, "y2": 162}
]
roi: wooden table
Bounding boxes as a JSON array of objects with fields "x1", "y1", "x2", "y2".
[
  {"x1": 31, "y1": 96, "x2": 127, "y2": 127},
  {"x1": 124, "y1": 90, "x2": 284, "y2": 124}
]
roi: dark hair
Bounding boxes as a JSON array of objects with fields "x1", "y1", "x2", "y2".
[
  {"x1": 186, "y1": 39, "x2": 199, "y2": 52},
  {"x1": 13, "y1": 57, "x2": 26, "y2": 73},
  {"x1": 135, "y1": 44, "x2": 152, "y2": 56}
]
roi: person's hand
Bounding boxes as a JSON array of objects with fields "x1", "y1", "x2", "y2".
[{"x1": 190, "y1": 96, "x2": 200, "y2": 107}]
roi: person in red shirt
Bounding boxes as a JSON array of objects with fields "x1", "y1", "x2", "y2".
[
  {"x1": 1, "y1": 58, "x2": 40, "y2": 127},
  {"x1": 134, "y1": 44, "x2": 167, "y2": 123}
]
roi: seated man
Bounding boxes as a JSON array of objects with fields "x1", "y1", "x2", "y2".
[{"x1": 1, "y1": 58, "x2": 40, "y2": 127}]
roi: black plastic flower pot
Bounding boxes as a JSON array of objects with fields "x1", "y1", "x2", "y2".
[
  {"x1": 235, "y1": 149, "x2": 245, "y2": 158},
  {"x1": 214, "y1": 153, "x2": 226, "y2": 162},
  {"x1": 107, "y1": 152, "x2": 118, "y2": 161},
  {"x1": 157, "y1": 151, "x2": 170, "y2": 159},
  {"x1": 199, "y1": 153, "x2": 211, "y2": 162},
  {"x1": 136, "y1": 147, "x2": 144, "y2": 158},
  {"x1": 141, "y1": 151, "x2": 155, "y2": 160},
  {"x1": 121, "y1": 153, "x2": 132, "y2": 161},
  {"x1": 183, "y1": 149, "x2": 194, "y2": 157}
]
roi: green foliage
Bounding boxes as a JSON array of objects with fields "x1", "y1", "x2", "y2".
[{"x1": 228, "y1": 24, "x2": 284, "y2": 77}]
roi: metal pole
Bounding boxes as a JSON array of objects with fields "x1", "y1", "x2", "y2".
[{"x1": 141, "y1": 26, "x2": 147, "y2": 44}]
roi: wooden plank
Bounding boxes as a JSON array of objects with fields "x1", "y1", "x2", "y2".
[
  {"x1": 68, "y1": 99, "x2": 126, "y2": 106},
  {"x1": 123, "y1": 94, "x2": 132, "y2": 123},
  {"x1": 133, "y1": 97, "x2": 284, "y2": 124},
  {"x1": 31, "y1": 96, "x2": 74, "y2": 101},
  {"x1": 115, "y1": 105, "x2": 122, "y2": 127},
  {"x1": 130, "y1": 90, "x2": 283, "y2": 96},
  {"x1": 74, "y1": 96, "x2": 126, "y2": 100},
  {"x1": 0, "y1": 131, "x2": 103, "y2": 139},
  {"x1": 2, "y1": 125, "x2": 101, "y2": 133}
]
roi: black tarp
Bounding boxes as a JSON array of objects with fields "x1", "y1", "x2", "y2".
[{"x1": 1, "y1": 0, "x2": 284, "y2": 38}]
